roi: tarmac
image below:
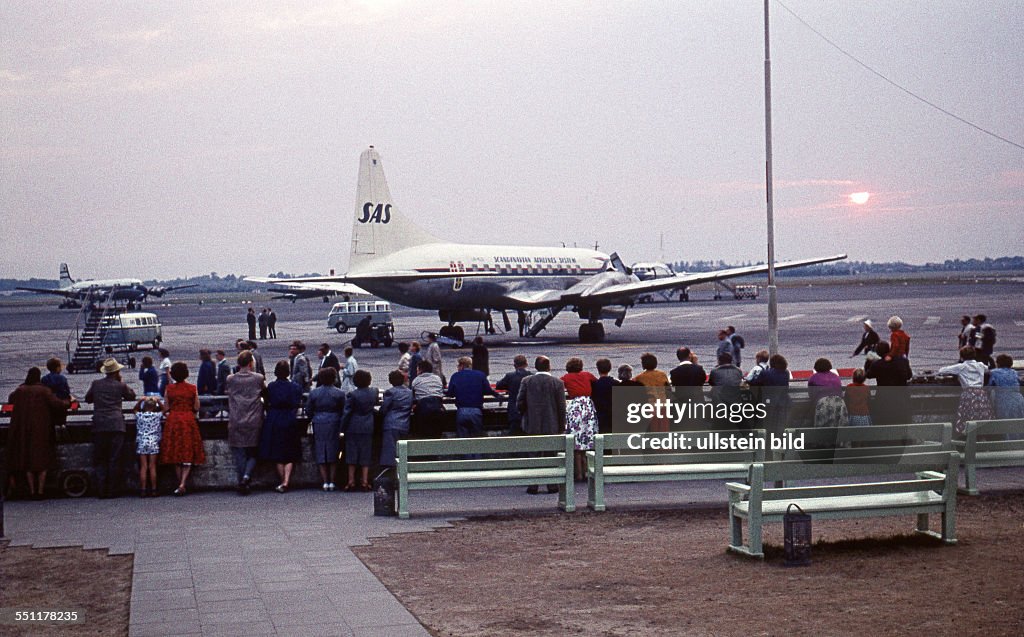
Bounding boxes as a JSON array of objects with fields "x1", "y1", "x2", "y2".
[{"x1": 5, "y1": 468, "x2": 1024, "y2": 636}]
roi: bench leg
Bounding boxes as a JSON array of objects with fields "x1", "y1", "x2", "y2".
[
  {"x1": 587, "y1": 473, "x2": 605, "y2": 512},
  {"x1": 959, "y1": 463, "x2": 979, "y2": 496},
  {"x1": 748, "y1": 513, "x2": 764, "y2": 558},
  {"x1": 730, "y1": 507, "x2": 743, "y2": 550},
  {"x1": 560, "y1": 472, "x2": 575, "y2": 513},
  {"x1": 397, "y1": 478, "x2": 410, "y2": 520},
  {"x1": 942, "y1": 506, "x2": 957, "y2": 544},
  {"x1": 916, "y1": 513, "x2": 929, "y2": 534}
]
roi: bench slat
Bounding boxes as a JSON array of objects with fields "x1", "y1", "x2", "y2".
[
  {"x1": 407, "y1": 467, "x2": 566, "y2": 484},
  {"x1": 733, "y1": 491, "x2": 947, "y2": 518},
  {"x1": 602, "y1": 462, "x2": 750, "y2": 479},
  {"x1": 760, "y1": 478, "x2": 946, "y2": 501},
  {"x1": 407, "y1": 456, "x2": 565, "y2": 472},
  {"x1": 399, "y1": 434, "x2": 570, "y2": 455}
]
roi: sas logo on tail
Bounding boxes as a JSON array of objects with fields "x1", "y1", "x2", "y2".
[{"x1": 359, "y1": 202, "x2": 391, "y2": 224}]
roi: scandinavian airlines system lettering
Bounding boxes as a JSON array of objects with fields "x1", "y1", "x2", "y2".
[{"x1": 359, "y1": 202, "x2": 392, "y2": 224}]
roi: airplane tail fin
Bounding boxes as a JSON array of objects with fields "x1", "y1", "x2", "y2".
[
  {"x1": 59, "y1": 263, "x2": 74, "y2": 288},
  {"x1": 349, "y1": 146, "x2": 441, "y2": 272}
]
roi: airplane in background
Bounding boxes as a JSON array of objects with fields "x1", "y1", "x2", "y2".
[
  {"x1": 251, "y1": 147, "x2": 847, "y2": 343},
  {"x1": 17, "y1": 263, "x2": 196, "y2": 309}
]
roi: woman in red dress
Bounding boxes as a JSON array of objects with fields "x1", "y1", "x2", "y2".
[{"x1": 160, "y1": 362, "x2": 206, "y2": 495}]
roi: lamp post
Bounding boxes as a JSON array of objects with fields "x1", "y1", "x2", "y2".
[{"x1": 764, "y1": 0, "x2": 779, "y2": 356}]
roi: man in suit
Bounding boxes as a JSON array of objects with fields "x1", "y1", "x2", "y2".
[
  {"x1": 316, "y1": 343, "x2": 341, "y2": 387},
  {"x1": 215, "y1": 350, "x2": 232, "y2": 395},
  {"x1": 495, "y1": 355, "x2": 533, "y2": 435},
  {"x1": 670, "y1": 347, "x2": 706, "y2": 387},
  {"x1": 288, "y1": 340, "x2": 312, "y2": 392},
  {"x1": 670, "y1": 346, "x2": 708, "y2": 428},
  {"x1": 516, "y1": 356, "x2": 566, "y2": 494}
]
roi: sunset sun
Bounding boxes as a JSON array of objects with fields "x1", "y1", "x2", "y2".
[{"x1": 849, "y1": 191, "x2": 871, "y2": 205}]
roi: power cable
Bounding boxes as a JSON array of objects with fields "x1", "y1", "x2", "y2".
[{"x1": 776, "y1": 0, "x2": 1024, "y2": 152}]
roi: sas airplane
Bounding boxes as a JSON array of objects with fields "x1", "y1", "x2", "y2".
[
  {"x1": 17, "y1": 263, "x2": 196, "y2": 309},
  {"x1": 251, "y1": 147, "x2": 847, "y2": 343}
]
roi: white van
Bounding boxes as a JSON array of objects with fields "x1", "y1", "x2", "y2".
[
  {"x1": 327, "y1": 300, "x2": 393, "y2": 334},
  {"x1": 100, "y1": 312, "x2": 163, "y2": 350}
]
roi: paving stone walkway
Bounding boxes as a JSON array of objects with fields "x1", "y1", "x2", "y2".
[{"x1": 5, "y1": 467, "x2": 1023, "y2": 636}]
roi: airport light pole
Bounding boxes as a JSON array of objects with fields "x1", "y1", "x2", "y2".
[{"x1": 764, "y1": 0, "x2": 779, "y2": 356}]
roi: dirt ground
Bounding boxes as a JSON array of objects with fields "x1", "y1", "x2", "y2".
[
  {"x1": 355, "y1": 493, "x2": 1024, "y2": 637},
  {"x1": 0, "y1": 541, "x2": 132, "y2": 636}
]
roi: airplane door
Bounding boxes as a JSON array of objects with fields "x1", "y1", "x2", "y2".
[{"x1": 450, "y1": 261, "x2": 465, "y2": 291}]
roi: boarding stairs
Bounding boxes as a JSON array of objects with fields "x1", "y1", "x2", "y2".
[{"x1": 65, "y1": 289, "x2": 122, "y2": 373}]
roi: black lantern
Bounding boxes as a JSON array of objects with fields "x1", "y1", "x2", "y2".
[{"x1": 783, "y1": 503, "x2": 812, "y2": 566}]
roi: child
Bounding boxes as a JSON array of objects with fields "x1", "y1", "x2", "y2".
[
  {"x1": 844, "y1": 368, "x2": 872, "y2": 427},
  {"x1": 134, "y1": 396, "x2": 163, "y2": 497}
]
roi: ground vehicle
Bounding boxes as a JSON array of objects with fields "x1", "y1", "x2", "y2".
[
  {"x1": 101, "y1": 312, "x2": 163, "y2": 350},
  {"x1": 327, "y1": 300, "x2": 394, "y2": 347},
  {"x1": 734, "y1": 284, "x2": 759, "y2": 300}
]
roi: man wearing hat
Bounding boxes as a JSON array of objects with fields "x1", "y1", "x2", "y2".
[
  {"x1": 852, "y1": 319, "x2": 880, "y2": 359},
  {"x1": 84, "y1": 358, "x2": 137, "y2": 498}
]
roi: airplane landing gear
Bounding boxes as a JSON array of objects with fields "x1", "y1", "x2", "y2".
[{"x1": 579, "y1": 322, "x2": 605, "y2": 343}]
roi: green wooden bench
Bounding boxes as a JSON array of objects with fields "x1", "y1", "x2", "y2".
[
  {"x1": 774, "y1": 423, "x2": 953, "y2": 463},
  {"x1": 954, "y1": 418, "x2": 1024, "y2": 495},
  {"x1": 726, "y1": 451, "x2": 959, "y2": 558},
  {"x1": 396, "y1": 434, "x2": 575, "y2": 519},
  {"x1": 586, "y1": 430, "x2": 767, "y2": 512}
]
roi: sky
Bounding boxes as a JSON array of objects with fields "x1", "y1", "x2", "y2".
[{"x1": 2, "y1": 1, "x2": 1022, "y2": 281}]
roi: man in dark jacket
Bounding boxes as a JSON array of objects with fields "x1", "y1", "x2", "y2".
[
  {"x1": 316, "y1": 343, "x2": 341, "y2": 387},
  {"x1": 446, "y1": 357, "x2": 499, "y2": 439},
  {"x1": 246, "y1": 307, "x2": 257, "y2": 341},
  {"x1": 670, "y1": 347, "x2": 706, "y2": 387},
  {"x1": 215, "y1": 350, "x2": 231, "y2": 395},
  {"x1": 865, "y1": 341, "x2": 913, "y2": 425},
  {"x1": 495, "y1": 355, "x2": 532, "y2": 434},
  {"x1": 84, "y1": 358, "x2": 137, "y2": 497}
]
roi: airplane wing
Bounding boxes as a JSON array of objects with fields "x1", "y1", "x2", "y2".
[
  {"x1": 15, "y1": 286, "x2": 83, "y2": 299},
  {"x1": 252, "y1": 280, "x2": 372, "y2": 298},
  {"x1": 567, "y1": 254, "x2": 848, "y2": 305},
  {"x1": 147, "y1": 284, "x2": 199, "y2": 297}
]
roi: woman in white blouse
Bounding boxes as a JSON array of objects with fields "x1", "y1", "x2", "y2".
[{"x1": 939, "y1": 346, "x2": 993, "y2": 436}]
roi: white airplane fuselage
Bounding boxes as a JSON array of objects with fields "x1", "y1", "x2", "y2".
[{"x1": 348, "y1": 243, "x2": 610, "y2": 310}]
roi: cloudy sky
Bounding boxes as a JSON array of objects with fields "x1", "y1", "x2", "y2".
[{"x1": 2, "y1": 1, "x2": 1022, "y2": 280}]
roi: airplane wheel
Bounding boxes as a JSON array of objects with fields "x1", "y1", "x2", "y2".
[
  {"x1": 336, "y1": 323, "x2": 349, "y2": 334},
  {"x1": 60, "y1": 471, "x2": 90, "y2": 498},
  {"x1": 579, "y1": 323, "x2": 605, "y2": 343},
  {"x1": 439, "y1": 325, "x2": 465, "y2": 344}
]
